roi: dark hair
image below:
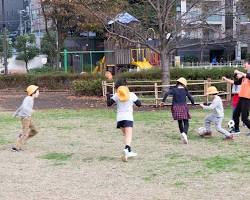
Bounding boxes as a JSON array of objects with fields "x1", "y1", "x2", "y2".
[
  {"x1": 176, "y1": 81, "x2": 186, "y2": 88},
  {"x1": 233, "y1": 73, "x2": 238, "y2": 80},
  {"x1": 115, "y1": 78, "x2": 127, "y2": 89}
]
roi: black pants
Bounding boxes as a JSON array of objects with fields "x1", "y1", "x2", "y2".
[
  {"x1": 233, "y1": 98, "x2": 250, "y2": 130},
  {"x1": 178, "y1": 119, "x2": 189, "y2": 134}
]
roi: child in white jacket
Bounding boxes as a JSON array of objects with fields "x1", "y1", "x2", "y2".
[{"x1": 199, "y1": 86, "x2": 233, "y2": 140}]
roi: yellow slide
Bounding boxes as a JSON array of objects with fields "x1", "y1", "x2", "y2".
[
  {"x1": 131, "y1": 58, "x2": 153, "y2": 70},
  {"x1": 93, "y1": 56, "x2": 105, "y2": 74}
]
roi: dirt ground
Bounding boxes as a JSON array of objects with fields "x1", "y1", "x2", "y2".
[
  {"x1": 1, "y1": 91, "x2": 250, "y2": 200},
  {"x1": 0, "y1": 90, "x2": 108, "y2": 111}
]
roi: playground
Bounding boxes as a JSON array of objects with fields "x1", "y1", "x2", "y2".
[{"x1": 0, "y1": 96, "x2": 250, "y2": 199}]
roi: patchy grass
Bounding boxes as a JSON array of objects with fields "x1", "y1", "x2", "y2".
[
  {"x1": 40, "y1": 152, "x2": 73, "y2": 161},
  {"x1": 1, "y1": 107, "x2": 250, "y2": 200}
]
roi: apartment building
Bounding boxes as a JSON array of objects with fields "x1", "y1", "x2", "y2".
[
  {"x1": 176, "y1": 0, "x2": 249, "y2": 62},
  {"x1": 0, "y1": 0, "x2": 25, "y2": 32}
]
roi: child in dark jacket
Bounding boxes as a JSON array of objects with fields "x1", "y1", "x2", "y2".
[{"x1": 160, "y1": 77, "x2": 194, "y2": 144}]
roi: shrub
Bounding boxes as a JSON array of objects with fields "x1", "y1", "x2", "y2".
[
  {"x1": 118, "y1": 67, "x2": 243, "y2": 81},
  {"x1": 0, "y1": 73, "x2": 104, "y2": 90},
  {"x1": 71, "y1": 79, "x2": 103, "y2": 96}
]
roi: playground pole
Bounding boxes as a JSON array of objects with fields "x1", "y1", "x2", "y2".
[
  {"x1": 90, "y1": 51, "x2": 93, "y2": 73},
  {"x1": 64, "y1": 49, "x2": 68, "y2": 73}
]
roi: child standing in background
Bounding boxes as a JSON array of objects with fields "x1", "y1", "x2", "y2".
[
  {"x1": 12, "y1": 85, "x2": 40, "y2": 152},
  {"x1": 160, "y1": 77, "x2": 194, "y2": 144}
]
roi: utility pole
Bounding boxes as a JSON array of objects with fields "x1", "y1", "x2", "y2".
[{"x1": 2, "y1": 0, "x2": 8, "y2": 74}]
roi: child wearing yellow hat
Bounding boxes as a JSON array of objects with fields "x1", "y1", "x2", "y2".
[
  {"x1": 160, "y1": 77, "x2": 194, "y2": 144},
  {"x1": 11, "y1": 85, "x2": 40, "y2": 152},
  {"x1": 199, "y1": 86, "x2": 233, "y2": 140},
  {"x1": 106, "y1": 81, "x2": 141, "y2": 162}
]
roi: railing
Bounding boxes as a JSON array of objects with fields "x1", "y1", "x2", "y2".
[
  {"x1": 179, "y1": 61, "x2": 243, "y2": 68},
  {"x1": 102, "y1": 79, "x2": 232, "y2": 107}
]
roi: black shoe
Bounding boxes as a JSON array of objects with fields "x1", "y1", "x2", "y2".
[
  {"x1": 230, "y1": 128, "x2": 240, "y2": 135},
  {"x1": 11, "y1": 147, "x2": 19, "y2": 152}
]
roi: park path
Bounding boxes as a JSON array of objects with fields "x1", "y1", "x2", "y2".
[{"x1": 0, "y1": 90, "x2": 106, "y2": 111}]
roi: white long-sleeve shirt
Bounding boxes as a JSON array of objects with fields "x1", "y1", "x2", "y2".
[{"x1": 201, "y1": 95, "x2": 224, "y2": 117}]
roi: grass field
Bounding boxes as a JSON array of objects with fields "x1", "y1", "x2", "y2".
[{"x1": 0, "y1": 108, "x2": 250, "y2": 200}]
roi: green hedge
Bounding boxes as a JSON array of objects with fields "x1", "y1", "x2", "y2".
[
  {"x1": 118, "y1": 67, "x2": 244, "y2": 81},
  {"x1": 71, "y1": 79, "x2": 103, "y2": 96},
  {"x1": 0, "y1": 73, "x2": 104, "y2": 90}
]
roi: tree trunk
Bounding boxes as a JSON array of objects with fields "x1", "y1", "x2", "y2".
[
  {"x1": 25, "y1": 61, "x2": 29, "y2": 73},
  {"x1": 160, "y1": 48, "x2": 170, "y2": 93}
]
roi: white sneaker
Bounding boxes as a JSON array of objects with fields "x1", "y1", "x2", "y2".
[
  {"x1": 121, "y1": 149, "x2": 129, "y2": 162},
  {"x1": 181, "y1": 132, "x2": 188, "y2": 144},
  {"x1": 127, "y1": 151, "x2": 137, "y2": 158}
]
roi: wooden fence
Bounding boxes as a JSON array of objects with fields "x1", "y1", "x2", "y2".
[{"x1": 102, "y1": 79, "x2": 232, "y2": 107}]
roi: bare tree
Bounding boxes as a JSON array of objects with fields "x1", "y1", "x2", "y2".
[{"x1": 81, "y1": 0, "x2": 232, "y2": 87}]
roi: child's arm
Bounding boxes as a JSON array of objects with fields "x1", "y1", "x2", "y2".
[
  {"x1": 134, "y1": 99, "x2": 142, "y2": 107},
  {"x1": 132, "y1": 93, "x2": 142, "y2": 107},
  {"x1": 200, "y1": 100, "x2": 217, "y2": 110},
  {"x1": 106, "y1": 93, "x2": 115, "y2": 107},
  {"x1": 187, "y1": 91, "x2": 195, "y2": 105},
  {"x1": 222, "y1": 76, "x2": 234, "y2": 84}
]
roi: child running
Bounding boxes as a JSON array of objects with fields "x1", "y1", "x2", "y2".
[
  {"x1": 160, "y1": 77, "x2": 194, "y2": 144},
  {"x1": 11, "y1": 85, "x2": 40, "y2": 152},
  {"x1": 199, "y1": 86, "x2": 233, "y2": 140},
  {"x1": 106, "y1": 80, "x2": 141, "y2": 162}
]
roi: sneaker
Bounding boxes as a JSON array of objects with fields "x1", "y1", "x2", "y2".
[
  {"x1": 200, "y1": 131, "x2": 212, "y2": 137},
  {"x1": 223, "y1": 135, "x2": 234, "y2": 140},
  {"x1": 230, "y1": 128, "x2": 240, "y2": 135},
  {"x1": 11, "y1": 147, "x2": 19, "y2": 152},
  {"x1": 127, "y1": 151, "x2": 137, "y2": 158},
  {"x1": 181, "y1": 132, "x2": 188, "y2": 144},
  {"x1": 121, "y1": 148, "x2": 129, "y2": 162}
]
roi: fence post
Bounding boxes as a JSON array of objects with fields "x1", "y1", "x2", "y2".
[
  {"x1": 154, "y1": 82, "x2": 158, "y2": 107},
  {"x1": 64, "y1": 49, "x2": 68, "y2": 73},
  {"x1": 112, "y1": 82, "x2": 115, "y2": 94},
  {"x1": 204, "y1": 80, "x2": 208, "y2": 104},
  {"x1": 226, "y1": 82, "x2": 231, "y2": 102},
  {"x1": 102, "y1": 81, "x2": 105, "y2": 97}
]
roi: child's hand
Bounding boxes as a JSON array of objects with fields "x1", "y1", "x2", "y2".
[
  {"x1": 234, "y1": 69, "x2": 240, "y2": 74},
  {"x1": 222, "y1": 76, "x2": 226, "y2": 81},
  {"x1": 160, "y1": 102, "x2": 165, "y2": 107}
]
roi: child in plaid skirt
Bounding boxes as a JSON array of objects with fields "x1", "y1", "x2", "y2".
[{"x1": 160, "y1": 78, "x2": 194, "y2": 144}]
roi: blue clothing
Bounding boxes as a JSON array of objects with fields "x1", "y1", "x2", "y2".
[{"x1": 162, "y1": 86, "x2": 195, "y2": 105}]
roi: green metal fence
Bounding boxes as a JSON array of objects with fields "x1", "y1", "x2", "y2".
[{"x1": 61, "y1": 50, "x2": 114, "y2": 73}]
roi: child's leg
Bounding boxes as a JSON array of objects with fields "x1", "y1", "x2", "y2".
[
  {"x1": 183, "y1": 119, "x2": 189, "y2": 134},
  {"x1": 178, "y1": 120, "x2": 184, "y2": 133},
  {"x1": 205, "y1": 114, "x2": 213, "y2": 132},
  {"x1": 16, "y1": 118, "x2": 31, "y2": 149},
  {"x1": 124, "y1": 127, "x2": 133, "y2": 150},
  {"x1": 28, "y1": 119, "x2": 38, "y2": 138},
  {"x1": 233, "y1": 99, "x2": 242, "y2": 131},
  {"x1": 215, "y1": 117, "x2": 231, "y2": 137}
]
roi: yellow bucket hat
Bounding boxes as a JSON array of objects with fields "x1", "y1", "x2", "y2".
[
  {"x1": 206, "y1": 86, "x2": 219, "y2": 95},
  {"x1": 26, "y1": 85, "x2": 39, "y2": 96},
  {"x1": 117, "y1": 86, "x2": 130, "y2": 102},
  {"x1": 177, "y1": 77, "x2": 187, "y2": 87}
]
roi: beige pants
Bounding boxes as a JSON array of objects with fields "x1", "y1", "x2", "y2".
[{"x1": 15, "y1": 117, "x2": 38, "y2": 150}]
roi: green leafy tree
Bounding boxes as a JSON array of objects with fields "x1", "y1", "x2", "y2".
[
  {"x1": 15, "y1": 34, "x2": 39, "y2": 72},
  {"x1": 41, "y1": 32, "x2": 57, "y2": 67}
]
